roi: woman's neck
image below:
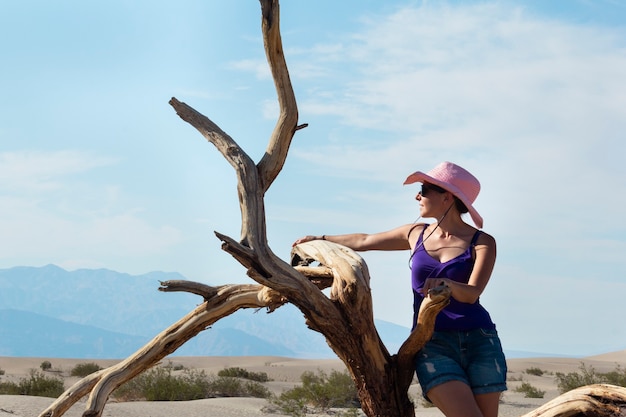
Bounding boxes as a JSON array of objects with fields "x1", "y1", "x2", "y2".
[{"x1": 433, "y1": 213, "x2": 470, "y2": 237}]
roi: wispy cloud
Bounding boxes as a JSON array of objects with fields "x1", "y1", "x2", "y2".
[
  {"x1": 228, "y1": 58, "x2": 271, "y2": 80},
  {"x1": 286, "y1": 2, "x2": 626, "y2": 232},
  {"x1": 0, "y1": 150, "x2": 117, "y2": 193},
  {"x1": 0, "y1": 149, "x2": 182, "y2": 271}
]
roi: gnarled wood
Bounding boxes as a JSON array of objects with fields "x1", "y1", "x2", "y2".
[
  {"x1": 521, "y1": 384, "x2": 626, "y2": 417},
  {"x1": 396, "y1": 284, "x2": 451, "y2": 390},
  {"x1": 291, "y1": 240, "x2": 450, "y2": 417}
]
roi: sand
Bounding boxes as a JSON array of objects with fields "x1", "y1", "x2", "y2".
[{"x1": 1, "y1": 352, "x2": 625, "y2": 417}]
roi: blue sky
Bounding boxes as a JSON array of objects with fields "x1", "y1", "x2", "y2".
[{"x1": 1, "y1": 0, "x2": 625, "y2": 357}]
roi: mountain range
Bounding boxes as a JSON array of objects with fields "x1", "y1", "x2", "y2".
[{"x1": 0, "y1": 265, "x2": 412, "y2": 359}]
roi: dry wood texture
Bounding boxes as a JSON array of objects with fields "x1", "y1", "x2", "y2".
[{"x1": 520, "y1": 384, "x2": 626, "y2": 417}]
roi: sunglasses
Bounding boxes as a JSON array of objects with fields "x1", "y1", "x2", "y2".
[{"x1": 420, "y1": 183, "x2": 447, "y2": 197}]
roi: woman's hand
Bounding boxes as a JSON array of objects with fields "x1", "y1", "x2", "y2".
[
  {"x1": 292, "y1": 235, "x2": 323, "y2": 247},
  {"x1": 421, "y1": 278, "x2": 451, "y2": 297},
  {"x1": 421, "y1": 277, "x2": 485, "y2": 304}
]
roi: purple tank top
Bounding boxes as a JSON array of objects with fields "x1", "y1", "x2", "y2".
[{"x1": 410, "y1": 224, "x2": 496, "y2": 331}]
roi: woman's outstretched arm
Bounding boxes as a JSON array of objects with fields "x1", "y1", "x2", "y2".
[{"x1": 293, "y1": 223, "x2": 419, "y2": 252}]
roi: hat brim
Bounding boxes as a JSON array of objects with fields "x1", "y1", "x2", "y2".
[{"x1": 404, "y1": 171, "x2": 484, "y2": 229}]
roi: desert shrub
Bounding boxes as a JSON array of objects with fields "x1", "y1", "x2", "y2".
[
  {"x1": 270, "y1": 369, "x2": 359, "y2": 415},
  {"x1": 555, "y1": 363, "x2": 626, "y2": 394},
  {"x1": 0, "y1": 370, "x2": 64, "y2": 398},
  {"x1": 555, "y1": 363, "x2": 604, "y2": 394},
  {"x1": 268, "y1": 395, "x2": 307, "y2": 417},
  {"x1": 242, "y1": 379, "x2": 272, "y2": 398},
  {"x1": 71, "y1": 362, "x2": 102, "y2": 377},
  {"x1": 40, "y1": 361, "x2": 52, "y2": 371},
  {"x1": 514, "y1": 382, "x2": 545, "y2": 398},
  {"x1": 207, "y1": 375, "x2": 245, "y2": 397},
  {"x1": 114, "y1": 366, "x2": 210, "y2": 401},
  {"x1": 0, "y1": 368, "x2": 5, "y2": 376},
  {"x1": 525, "y1": 367, "x2": 544, "y2": 376},
  {"x1": 146, "y1": 367, "x2": 211, "y2": 401},
  {"x1": 0, "y1": 380, "x2": 18, "y2": 394},
  {"x1": 218, "y1": 366, "x2": 270, "y2": 382},
  {"x1": 208, "y1": 376, "x2": 270, "y2": 398},
  {"x1": 602, "y1": 365, "x2": 626, "y2": 387},
  {"x1": 113, "y1": 365, "x2": 271, "y2": 402}
]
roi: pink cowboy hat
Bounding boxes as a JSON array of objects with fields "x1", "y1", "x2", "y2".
[{"x1": 404, "y1": 161, "x2": 483, "y2": 228}]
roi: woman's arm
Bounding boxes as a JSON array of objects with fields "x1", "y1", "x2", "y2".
[
  {"x1": 293, "y1": 224, "x2": 419, "y2": 252},
  {"x1": 422, "y1": 232, "x2": 497, "y2": 304}
]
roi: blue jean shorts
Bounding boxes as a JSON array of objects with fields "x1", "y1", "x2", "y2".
[{"x1": 414, "y1": 328, "x2": 508, "y2": 397}]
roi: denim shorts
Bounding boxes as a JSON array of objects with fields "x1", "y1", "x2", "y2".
[{"x1": 414, "y1": 328, "x2": 508, "y2": 397}]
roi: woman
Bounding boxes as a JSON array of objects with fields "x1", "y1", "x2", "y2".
[{"x1": 293, "y1": 161, "x2": 507, "y2": 417}]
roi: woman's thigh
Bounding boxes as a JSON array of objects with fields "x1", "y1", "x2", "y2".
[{"x1": 426, "y1": 380, "x2": 484, "y2": 417}]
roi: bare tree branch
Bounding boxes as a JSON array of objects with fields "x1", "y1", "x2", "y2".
[
  {"x1": 38, "y1": 284, "x2": 285, "y2": 417},
  {"x1": 395, "y1": 284, "x2": 451, "y2": 391},
  {"x1": 256, "y1": 0, "x2": 300, "y2": 191},
  {"x1": 158, "y1": 280, "x2": 219, "y2": 299}
]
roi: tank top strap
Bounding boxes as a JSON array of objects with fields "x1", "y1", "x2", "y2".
[
  {"x1": 407, "y1": 223, "x2": 429, "y2": 243},
  {"x1": 418, "y1": 224, "x2": 429, "y2": 244},
  {"x1": 470, "y1": 230, "x2": 482, "y2": 246}
]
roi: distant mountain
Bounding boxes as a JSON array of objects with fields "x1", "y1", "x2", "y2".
[
  {"x1": 176, "y1": 327, "x2": 299, "y2": 357},
  {"x1": 0, "y1": 265, "x2": 411, "y2": 359},
  {"x1": 0, "y1": 264, "x2": 198, "y2": 337},
  {"x1": 0, "y1": 309, "x2": 149, "y2": 358}
]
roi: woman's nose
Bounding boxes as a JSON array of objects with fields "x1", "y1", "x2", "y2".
[{"x1": 415, "y1": 192, "x2": 422, "y2": 201}]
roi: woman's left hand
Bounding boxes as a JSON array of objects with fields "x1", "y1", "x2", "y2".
[{"x1": 421, "y1": 278, "x2": 451, "y2": 296}]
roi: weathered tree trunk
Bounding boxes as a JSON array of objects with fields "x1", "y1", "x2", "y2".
[
  {"x1": 290, "y1": 241, "x2": 451, "y2": 417},
  {"x1": 520, "y1": 384, "x2": 626, "y2": 417},
  {"x1": 38, "y1": 1, "x2": 626, "y2": 417}
]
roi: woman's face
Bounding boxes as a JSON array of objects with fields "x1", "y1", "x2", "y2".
[{"x1": 416, "y1": 182, "x2": 448, "y2": 217}]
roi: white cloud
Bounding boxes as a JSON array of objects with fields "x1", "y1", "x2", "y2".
[
  {"x1": 0, "y1": 150, "x2": 183, "y2": 272},
  {"x1": 228, "y1": 58, "x2": 271, "y2": 80},
  {"x1": 295, "y1": 3, "x2": 626, "y2": 144},
  {"x1": 0, "y1": 150, "x2": 117, "y2": 193},
  {"x1": 287, "y1": 2, "x2": 626, "y2": 231}
]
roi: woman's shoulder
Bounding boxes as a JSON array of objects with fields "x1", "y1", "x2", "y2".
[
  {"x1": 474, "y1": 229, "x2": 496, "y2": 246},
  {"x1": 404, "y1": 223, "x2": 429, "y2": 245},
  {"x1": 405, "y1": 222, "x2": 428, "y2": 234}
]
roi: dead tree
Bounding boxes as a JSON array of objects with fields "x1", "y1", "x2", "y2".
[
  {"x1": 39, "y1": 1, "x2": 626, "y2": 417},
  {"x1": 38, "y1": 1, "x2": 448, "y2": 416}
]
